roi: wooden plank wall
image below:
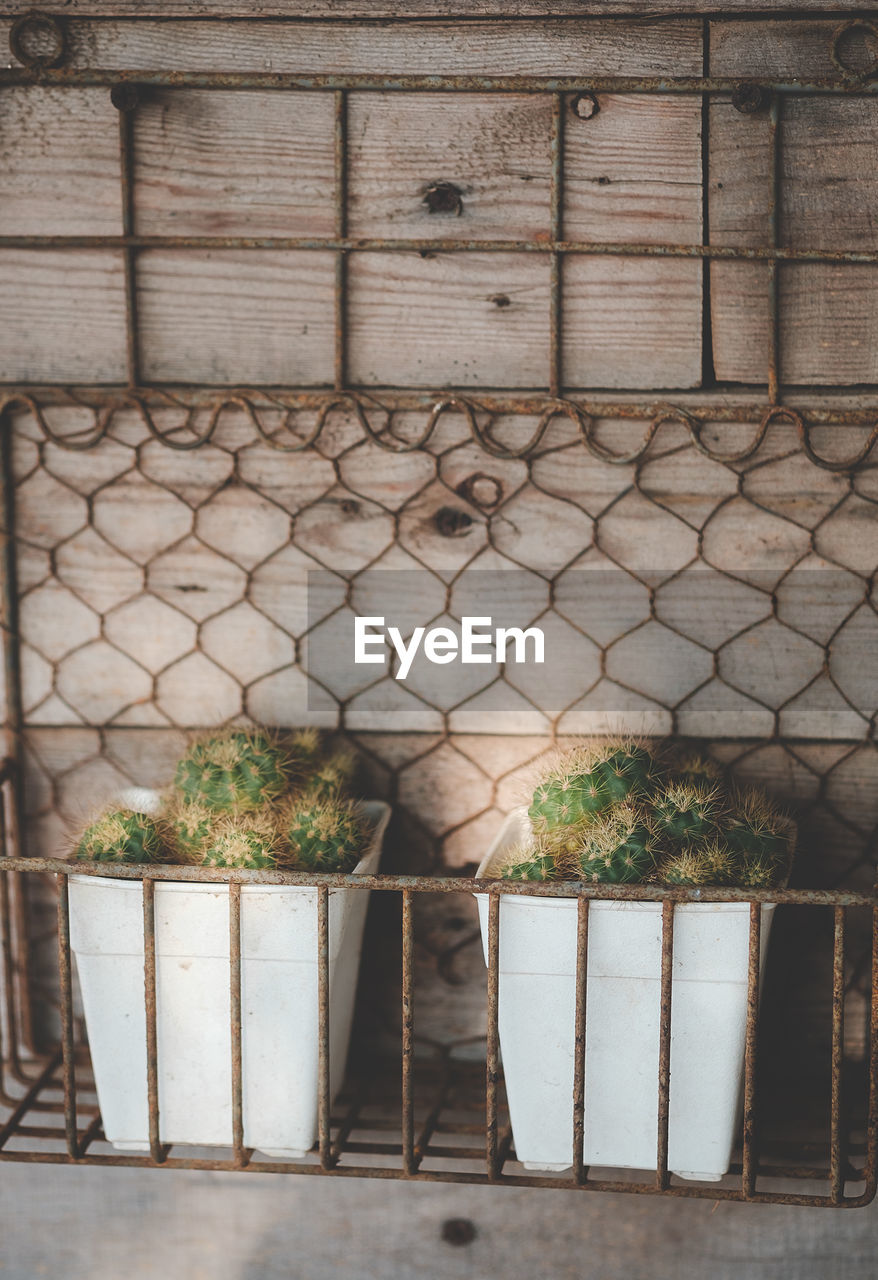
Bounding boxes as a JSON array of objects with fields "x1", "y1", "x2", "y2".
[
  {"x1": 0, "y1": 17, "x2": 707, "y2": 390},
  {"x1": 3, "y1": 15, "x2": 878, "y2": 1273}
]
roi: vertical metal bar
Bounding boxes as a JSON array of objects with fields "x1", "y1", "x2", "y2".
[
  {"x1": 572, "y1": 896, "x2": 589, "y2": 1184},
  {"x1": 118, "y1": 107, "x2": 140, "y2": 388},
  {"x1": 229, "y1": 880, "x2": 245, "y2": 1166},
  {"x1": 830, "y1": 905, "x2": 846, "y2": 1203},
  {"x1": 766, "y1": 93, "x2": 781, "y2": 405},
  {"x1": 401, "y1": 889, "x2": 415, "y2": 1174},
  {"x1": 56, "y1": 874, "x2": 78, "y2": 1158},
  {"x1": 486, "y1": 892, "x2": 500, "y2": 1180},
  {"x1": 742, "y1": 901, "x2": 762, "y2": 1198},
  {"x1": 656, "y1": 898, "x2": 674, "y2": 1190},
  {"x1": 334, "y1": 89, "x2": 348, "y2": 392},
  {"x1": 0, "y1": 852, "x2": 22, "y2": 1082},
  {"x1": 142, "y1": 878, "x2": 164, "y2": 1163},
  {"x1": 549, "y1": 92, "x2": 564, "y2": 398},
  {"x1": 0, "y1": 417, "x2": 35, "y2": 1058},
  {"x1": 317, "y1": 883, "x2": 332, "y2": 1169},
  {"x1": 864, "y1": 905, "x2": 878, "y2": 1202}
]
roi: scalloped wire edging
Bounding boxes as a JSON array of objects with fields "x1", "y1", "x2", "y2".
[{"x1": 2, "y1": 389, "x2": 878, "y2": 472}]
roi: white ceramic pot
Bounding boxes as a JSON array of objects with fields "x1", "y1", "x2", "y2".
[
  {"x1": 475, "y1": 809, "x2": 776, "y2": 1181},
  {"x1": 69, "y1": 800, "x2": 390, "y2": 1158}
]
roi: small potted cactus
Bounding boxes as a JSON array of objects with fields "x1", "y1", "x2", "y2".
[
  {"x1": 67, "y1": 728, "x2": 389, "y2": 1158},
  {"x1": 475, "y1": 740, "x2": 795, "y2": 1181}
]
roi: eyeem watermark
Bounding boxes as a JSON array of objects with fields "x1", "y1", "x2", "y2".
[{"x1": 354, "y1": 616, "x2": 545, "y2": 681}]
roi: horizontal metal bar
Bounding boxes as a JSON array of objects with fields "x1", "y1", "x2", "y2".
[
  {"x1": 0, "y1": 1146, "x2": 871, "y2": 1206},
  {"x1": 3, "y1": 388, "x2": 878, "y2": 431},
  {"x1": 6, "y1": 861, "x2": 874, "y2": 906},
  {"x1": 1, "y1": 234, "x2": 877, "y2": 265},
  {"x1": 3, "y1": 70, "x2": 878, "y2": 95}
]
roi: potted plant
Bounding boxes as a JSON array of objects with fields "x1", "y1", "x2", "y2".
[
  {"x1": 475, "y1": 741, "x2": 795, "y2": 1181},
  {"x1": 67, "y1": 728, "x2": 390, "y2": 1158}
]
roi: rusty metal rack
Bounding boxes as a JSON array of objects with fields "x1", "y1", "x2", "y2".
[{"x1": 0, "y1": 754, "x2": 876, "y2": 1207}]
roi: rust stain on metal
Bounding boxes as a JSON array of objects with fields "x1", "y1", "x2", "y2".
[
  {"x1": 110, "y1": 82, "x2": 144, "y2": 113},
  {"x1": 731, "y1": 84, "x2": 766, "y2": 115},
  {"x1": 456, "y1": 473, "x2": 503, "y2": 509},
  {"x1": 8, "y1": 12, "x2": 66, "y2": 70},
  {"x1": 571, "y1": 92, "x2": 600, "y2": 121}
]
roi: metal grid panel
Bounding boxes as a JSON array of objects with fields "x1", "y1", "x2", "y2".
[{"x1": 1, "y1": 12, "x2": 878, "y2": 443}]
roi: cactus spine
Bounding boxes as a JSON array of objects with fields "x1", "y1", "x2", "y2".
[
  {"x1": 201, "y1": 814, "x2": 281, "y2": 870},
  {"x1": 497, "y1": 842, "x2": 557, "y2": 882}
]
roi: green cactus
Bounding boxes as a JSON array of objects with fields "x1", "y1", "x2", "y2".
[
  {"x1": 562, "y1": 804, "x2": 659, "y2": 884},
  {"x1": 669, "y1": 748, "x2": 723, "y2": 789},
  {"x1": 288, "y1": 727, "x2": 324, "y2": 769},
  {"x1": 653, "y1": 779, "x2": 720, "y2": 846},
  {"x1": 657, "y1": 838, "x2": 737, "y2": 887},
  {"x1": 306, "y1": 748, "x2": 358, "y2": 801},
  {"x1": 497, "y1": 842, "x2": 558, "y2": 882},
  {"x1": 725, "y1": 787, "x2": 792, "y2": 861},
  {"x1": 736, "y1": 849, "x2": 784, "y2": 889},
  {"x1": 174, "y1": 729, "x2": 290, "y2": 813},
  {"x1": 165, "y1": 797, "x2": 214, "y2": 863},
  {"x1": 201, "y1": 815, "x2": 280, "y2": 870},
  {"x1": 529, "y1": 741, "x2": 656, "y2": 833},
  {"x1": 284, "y1": 794, "x2": 368, "y2": 873},
  {"x1": 75, "y1": 808, "x2": 166, "y2": 864}
]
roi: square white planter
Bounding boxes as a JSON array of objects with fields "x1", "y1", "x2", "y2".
[
  {"x1": 69, "y1": 801, "x2": 390, "y2": 1158},
  {"x1": 475, "y1": 809, "x2": 776, "y2": 1181}
]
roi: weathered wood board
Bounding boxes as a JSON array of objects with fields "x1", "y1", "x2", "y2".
[
  {"x1": 0, "y1": 16, "x2": 704, "y2": 74},
  {"x1": 709, "y1": 20, "x2": 878, "y2": 385}
]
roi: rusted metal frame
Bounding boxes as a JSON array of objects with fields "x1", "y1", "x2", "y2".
[
  {"x1": 767, "y1": 94, "x2": 782, "y2": 405},
  {"x1": 118, "y1": 103, "x2": 140, "y2": 388},
  {"x1": 56, "y1": 875, "x2": 78, "y2": 1158},
  {"x1": 412, "y1": 1067, "x2": 452, "y2": 1167},
  {"x1": 4, "y1": 386, "x2": 878, "y2": 430},
  {"x1": 75, "y1": 1110, "x2": 105, "y2": 1158},
  {"x1": 571, "y1": 896, "x2": 588, "y2": 1185},
  {"x1": 334, "y1": 88, "x2": 348, "y2": 393},
  {"x1": 228, "y1": 881, "x2": 247, "y2": 1168},
  {"x1": 830, "y1": 905, "x2": 846, "y2": 1203},
  {"x1": 5, "y1": 69, "x2": 878, "y2": 95},
  {"x1": 0, "y1": 418, "x2": 35, "y2": 1062},
  {"x1": 329, "y1": 1082, "x2": 367, "y2": 1163},
  {"x1": 141, "y1": 879, "x2": 166, "y2": 1164},
  {"x1": 317, "y1": 884, "x2": 332, "y2": 1170},
  {"x1": 858, "y1": 904, "x2": 878, "y2": 1206},
  {"x1": 4, "y1": 234, "x2": 878, "y2": 266},
  {"x1": 0, "y1": 1049, "x2": 62, "y2": 1152},
  {"x1": 485, "y1": 893, "x2": 501, "y2": 1180},
  {"x1": 401, "y1": 888, "x2": 415, "y2": 1174},
  {"x1": 0, "y1": 863, "x2": 23, "y2": 1097},
  {"x1": 656, "y1": 899, "x2": 674, "y2": 1191},
  {"x1": 3, "y1": 1140, "x2": 872, "y2": 1206},
  {"x1": 549, "y1": 92, "x2": 564, "y2": 398},
  {"x1": 742, "y1": 902, "x2": 762, "y2": 1198},
  {"x1": 12, "y1": 858, "x2": 877, "y2": 905}
]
